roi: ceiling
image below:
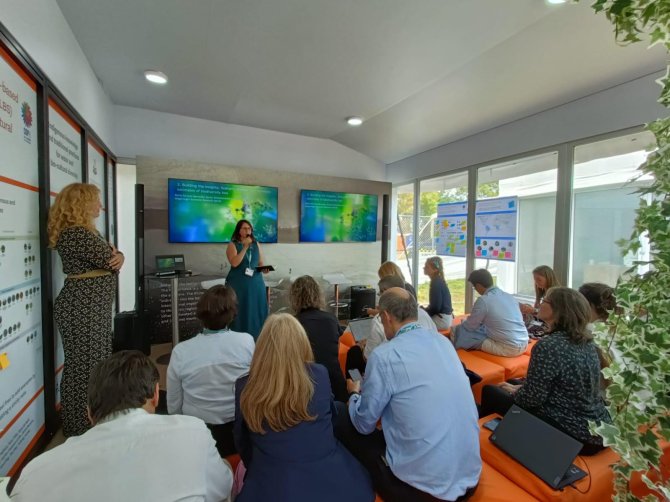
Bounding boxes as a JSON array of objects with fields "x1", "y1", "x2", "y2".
[{"x1": 56, "y1": 0, "x2": 666, "y2": 164}]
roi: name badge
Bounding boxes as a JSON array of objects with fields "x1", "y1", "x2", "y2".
[{"x1": 245, "y1": 268, "x2": 254, "y2": 277}]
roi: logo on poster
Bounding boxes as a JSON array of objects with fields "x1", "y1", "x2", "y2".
[{"x1": 21, "y1": 102, "x2": 32, "y2": 144}]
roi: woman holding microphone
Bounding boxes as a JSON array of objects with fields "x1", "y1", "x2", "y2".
[{"x1": 226, "y1": 219, "x2": 268, "y2": 338}]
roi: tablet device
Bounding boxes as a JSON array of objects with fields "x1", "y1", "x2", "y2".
[
  {"x1": 348, "y1": 317, "x2": 374, "y2": 342},
  {"x1": 255, "y1": 265, "x2": 275, "y2": 272}
]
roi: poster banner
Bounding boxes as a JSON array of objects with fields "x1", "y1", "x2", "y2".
[
  {"x1": 0, "y1": 45, "x2": 45, "y2": 476},
  {"x1": 474, "y1": 196, "x2": 518, "y2": 262},
  {"x1": 435, "y1": 201, "x2": 467, "y2": 257}
]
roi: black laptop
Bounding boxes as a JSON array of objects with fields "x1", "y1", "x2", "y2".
[
  {"x1": 489, "y1": 405, "x2": 587, "y2": 490},
  {"x1": 155, "y1": 254, "x2": 186, "y2": 276}
]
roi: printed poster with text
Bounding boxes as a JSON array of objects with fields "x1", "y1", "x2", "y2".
[
  {"x1": 87, "y1": 140, "x2": 106, "y2": 236},
  {"x1": 474, "y1": 196, "x2": 518, "y2": 262},
  {"x1": 0, "y1": 45, "x2": 46, "y2": 476},
  {"x1": 435, "y1": 201, "x2": 467, "y2": 257},
  {"x1": 48, "y1": 99, "x2": 82, "y2": 407}
]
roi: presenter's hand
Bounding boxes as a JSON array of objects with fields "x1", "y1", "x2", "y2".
[
  {"x1": 242, "y1": 237, "x2": 253, "y2": 247},
  {"x1": 347, "y1": 379, "x2": 361, "y2": 395},
  {"x1": 109, "y1": 246, "x2": 125, "y2": 271}
]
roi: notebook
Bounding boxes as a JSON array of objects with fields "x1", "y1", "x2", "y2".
[
  {"x1": 489, "y1": 405, "x2": 587, "y2": 490},
  {"x1": 348, "y1": 317, "x2": 375, "y2": 342}
]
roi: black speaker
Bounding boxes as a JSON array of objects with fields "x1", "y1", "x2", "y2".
[
  {"x1": 381, "y1": 193, "x2": 389, "y2": 263},
  {"x1": 350, "y1": 286, "x2": 376, "y2": 320},
  {"x1": 113, "y1": 311, "x2": 150, "y2": 355}
]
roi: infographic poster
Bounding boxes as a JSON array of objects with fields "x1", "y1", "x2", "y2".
[
  {"x1": 0, "y1": 45, "x2": 45, "y2": 476},
  {"x1": 48, "y1": 100, "x2": 82, "y2": 407},
  {"x1": 474, "y1": 196, "x2": 518, "y2": 262},
  {"x1": 87, "y1": 139, "x2": 106, "y2": 236},
  {"x1": 435, "y1": 201, "x2": 467, "y2": 257}
]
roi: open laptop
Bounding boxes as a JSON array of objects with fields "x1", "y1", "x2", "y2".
[
  {"x1": 155, "y1": 254, "x2": 186, "y2": 276},
  {"x1": 348, "y1": 317, "x2": 375, "y2": 342},
  {"x1": 489, "y1": 405, "x2": 587, "y2": 490}
]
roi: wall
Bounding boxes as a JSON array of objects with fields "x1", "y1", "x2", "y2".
[
  {"x1": 1, "y1": 0, "x2": 115, "y2": 147},
  {"x1": 137, "y1": 156, "x2": 391, "y2": 315},
  {"x1": 115, "y1": 106, "x2": 386, "y2": 181},
  {"x1": 387, "y1": 72, "x2": 668, "y2": 183}
]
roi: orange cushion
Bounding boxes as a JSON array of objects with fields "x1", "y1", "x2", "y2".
[
  {"x1": 470, "y1": 462, "x2": 540, "y2": 502},
  {"x1": 340, "y1": 330, "x2": 356, "y2": 348},
  {"x1": 478, "y1": 415, "x2": 618, "y2": 501},
  {"x1": 453, "y1": 314, "x2": 467, "y2": 326},
  {"x1": 225, "y1": 453, "x2": 241, "y2": 471},
  {"x1": 338, "y1": 343, "x2": 349, "y2": 376},
  {"x1": 524, "y1": 338, "x2": 538, "y2": 356},
  {"x1": 457, "y1": 349, "x2": 506, "y2": 403},
  {"x1": 471, "y1": 351, "x2": 530, "y2": 380}
]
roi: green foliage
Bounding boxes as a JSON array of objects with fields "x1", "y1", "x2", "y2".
[
  {"x1": 581, "y1": 1, "x2": 670, "y2": 499},
  {"x1": 397, "y1": 181, "x2": 499, "y2": 218}
]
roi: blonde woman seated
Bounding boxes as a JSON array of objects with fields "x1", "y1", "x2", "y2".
[
  {"x1": 519, "y1": 265, "x2": 560, "y2": 335},
  {"x1": 233, "y1": 314, "x2": 374, "y2": 502},
  {"x1": 366, "y1": 261, "x2": 416, "y2": 316}
]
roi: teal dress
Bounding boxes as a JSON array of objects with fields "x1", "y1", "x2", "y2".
[{"x1": 227, "y1": 241, "x2": 268, "y2": 338}]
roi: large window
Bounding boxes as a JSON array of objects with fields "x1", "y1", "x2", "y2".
[
  {"x1": 570, "y1": 131, "x2": 655, "y2": 287},
  {"x1": 394, "y1": 183, "x2": 415, "y2": 289},
  {"x1": 417, "y1": 172, "x2": 469, "y2": 314},
  {"x1": 476, "y1": 151, "x2": 558, "y2": 298}
]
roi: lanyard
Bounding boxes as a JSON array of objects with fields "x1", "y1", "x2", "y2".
[
  {"x1": 246, "y1": 246, "x2": 252, "y2": 267},
  {"x1": 395, "y1": 322, "x2": 422, "y2": 337}
]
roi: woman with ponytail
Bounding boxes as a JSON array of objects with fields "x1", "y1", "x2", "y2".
[{"x1": 421, "y1": 256, "x2": 453, "y2": 330}]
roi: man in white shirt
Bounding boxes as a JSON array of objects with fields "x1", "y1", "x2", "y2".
[
  {"x1": 452, "y1": 269, "x2": 528, "y2": 357},
  {"x1": 11, "y1": 351, "x2": 232, "y2": 502},
  {"x1": 168, "y1": 285, "x2": 254, "y2": 456}
]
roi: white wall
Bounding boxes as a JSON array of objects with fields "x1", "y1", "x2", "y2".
[
  {"x1": 1, "y1": 0, "x2": 115, "y2": 148},
  {"x1": 116, "y1": 164, "x2": 137, "y2": 312},
  {"x1": 114, "y1": 105, "x2": 385, "y2": 181},
  {"x1": 386, "y1": 72, "x2": 668, "y2": 182}
]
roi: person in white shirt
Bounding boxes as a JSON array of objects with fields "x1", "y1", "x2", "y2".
[
  {"x1": 11, "y1": 351, "x2": 233, "y2": 502},
  {"x1": 453, "y1": 269, "x2": 528, "y2": 357},
  {"x1": 168, "y1": 285, "x2": 255, "y2": 457}
]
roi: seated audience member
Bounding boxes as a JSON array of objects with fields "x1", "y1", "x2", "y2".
[
  {"x1": 291, "y1": 275, "x2": 348, "y2": 402},
  {"x1": 452, "y1": 269, "x2": 528, "y2": 356},
  {"x1": 421, "y1": 256, "x2": 454, "y2": 330},
  {"x1": 366, "y1": 261, "x2": 416, "y2": 315},
  {"x1": 519, "y1": 265, "x2": 560, "y2": 336},
  {"x1": 346, "y1": 274, "x2": 436, "y2": 374},
  {"x1": 578, "y1": 282, "x2": 616, "y2": 326},
  {"x1": 338, "y1": 288, "x2": 481, "y2": 502},
  {"x1": 234, "y1": 314, "x2": 374, "y2": 502},
  {"x1": 11, "y1": 351, "x2": 232, "y2": 502},
  {"x1": 167, "y1": 285, "x2": 254, "y2": 457},
  {"x1": 479, "y1": 287, "x2": 611, "y2": 455}
]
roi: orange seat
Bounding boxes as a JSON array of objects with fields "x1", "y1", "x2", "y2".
[
  {"x1": 457, "y1": 349, "x2": 506, "y2": 403},
  {"x1": 470, "y1": 351, "x2": 530, "y2": 380},
  {"x1": 470, "y1": 462, "x2": 540, "y2": 502},
  {"x1": 225, "y1": 453, "x2": 241, "y2": 471},
  {"x1": 478, "y1": 415, "x2": 618, "y2": 501},
  {"x1": 340, "y1": 330, "x2": 356, "y2": 348},
  {"x1": 338, "y1": 343, "x2": 349, "y2": 375},
  {"x1": 523, "y1": 338, "x2": 538, "y2": 356}
]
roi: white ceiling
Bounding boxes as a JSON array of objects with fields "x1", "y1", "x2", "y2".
[{"x1": 56, "y1": 0, "x2": 666, "y2": 164}]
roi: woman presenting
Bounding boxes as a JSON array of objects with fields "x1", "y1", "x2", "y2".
[
  {"x1": 226, "y1": 220, "x2": 268, "y2": 338},
  {"x1": 47, "y1": 183, "x2": 124, "y2": 436}
]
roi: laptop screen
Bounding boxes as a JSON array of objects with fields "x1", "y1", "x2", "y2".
[
  {"x1": 155, "y1": 255, "x2": 186, "y2": 272},
  {"x1": 489, "y1": 405, "x2": 583, "y2": 489}
]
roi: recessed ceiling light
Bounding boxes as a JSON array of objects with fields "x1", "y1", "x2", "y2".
[
  {"x1": 144, "y1": 70, "x2": 168, "y2": 85},
  {"x1": 546, "y1": 0, "x2": 566, "y2": 4},
  {"x1": 347, "y1": 116, "x2": 363, "y2": 126}
]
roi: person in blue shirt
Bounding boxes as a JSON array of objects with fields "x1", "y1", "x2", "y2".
[
  {"x1": 421, "y1": 256, "x2": 454, "y2": 330},
  {"x1": 452, "y1": 269, "x2": 528, "y2": 357},
  {"x1": 336, "y1": 287, "x2": 481, "y2": 502}
]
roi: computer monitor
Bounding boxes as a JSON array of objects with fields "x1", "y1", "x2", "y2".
[{"x1": 155, "y1": 254, "x2": 186, "y2": 275}]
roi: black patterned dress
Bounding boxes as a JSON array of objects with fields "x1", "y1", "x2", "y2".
[{"x1": 54, "y1": 226, "x2": 117, "y2": 436}]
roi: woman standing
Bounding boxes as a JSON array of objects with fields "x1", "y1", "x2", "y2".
[
  {"x1": 47, "y1": 183, "x2": 123, "y2": 436},
  {"x1": 226, "y1": 220, "x2": 268, "y2": 339},
  {"x1": 421, "y1": 256, "x2": 453, "y2": 330},
  {"x1": 234, "y1": 314, "x2": 374, "y2": 502},
  {"x1": 290, "y1": 276, "x2": 347, "y2": 402}
]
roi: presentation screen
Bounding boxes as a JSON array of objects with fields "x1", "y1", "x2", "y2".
[
  {"x1": 168, "y1": 178, "x2": 278, "y2": 243},
  {"x1": 300, "y1": 190, "x2": 378, "y2": 243}
]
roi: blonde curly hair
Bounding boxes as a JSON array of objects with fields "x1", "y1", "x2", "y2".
[{"x1": 47, "y1": 183, "x2": 100, "y2": 248}]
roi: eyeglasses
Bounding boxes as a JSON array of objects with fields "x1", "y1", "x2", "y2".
[{"x1": 541, "y1": 299, "x2": 552, "y2": 305}]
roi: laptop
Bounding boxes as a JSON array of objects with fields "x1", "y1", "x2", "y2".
[
  {"x1": 155, "y1": 254, "x2": 186, "y2": 276},
  {"x1": 489, "y1": 405, "x2": 587, "y2": 490},
  {"x1": 348, "y1": 317, "x2": 375, "y2": 342}
]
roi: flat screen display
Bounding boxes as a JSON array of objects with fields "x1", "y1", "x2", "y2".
[
  {"x1": 168, "y1": 178, "x2": 278, "y2": 243},
  {"x1": 300, "y1": 189, "x2": 378, "y2": 242}
]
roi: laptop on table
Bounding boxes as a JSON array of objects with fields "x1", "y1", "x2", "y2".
[
  {"x1": 155, "y1": 254, "x2": 186, "y2": 276},
  {"x1": 489, "y1": 405, "x2": 587, "y2": 490}
]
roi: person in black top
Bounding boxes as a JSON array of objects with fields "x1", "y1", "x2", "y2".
[
  {"x1": 480, "y1": 287, "x2": 611, "y2": 455},
  {"x1": 421, "y1": 256, "x2": 453, "y2": 330},
  {"x1": 290, "y1": 275, "x2": 348, "y2": 402}
]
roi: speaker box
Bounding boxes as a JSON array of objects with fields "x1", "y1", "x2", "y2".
[
  {"x1": 113, "y1": 311, "x2": 149, "y2": 354},
  {"x1": 349, "y1": 285, "x2": 377, "y2": 320}
]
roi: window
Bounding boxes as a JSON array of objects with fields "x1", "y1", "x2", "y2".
[
  {"x1": 570, "y1": 131, "x2": 655, "y2": 287},
  {"x1": 392, "y1": 183, "x2": 415, "y2": 289}
]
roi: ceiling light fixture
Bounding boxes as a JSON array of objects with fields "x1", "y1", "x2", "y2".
[
  {"x1": 546, "y1": 0, "x2": 566, "y2": 4},
  {"x1": 346, "y1": 116, "x2": 363, "y2": 126},
  {"x1": 144, "y1": 70, "x2": 168, "y2": 85}
]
